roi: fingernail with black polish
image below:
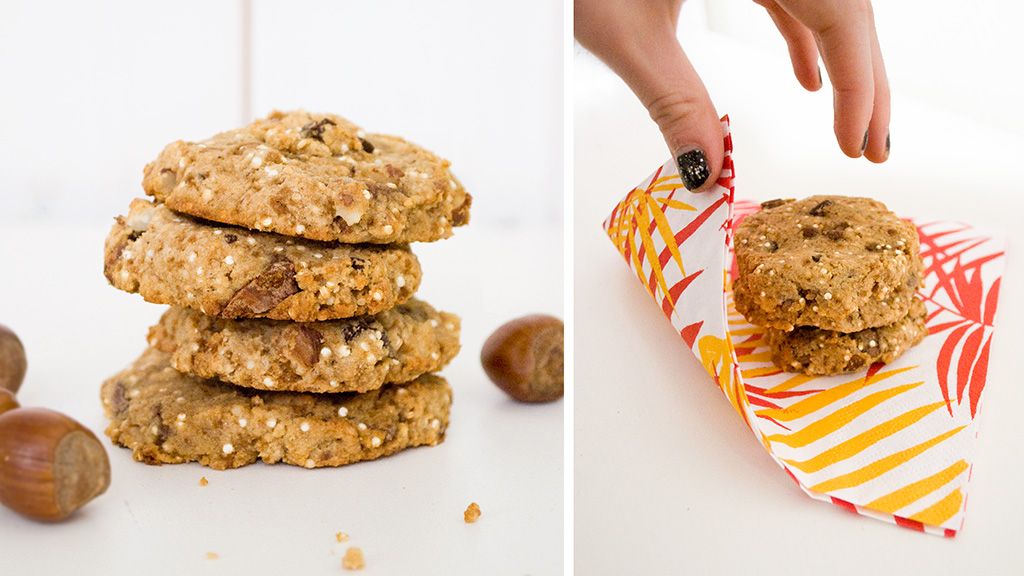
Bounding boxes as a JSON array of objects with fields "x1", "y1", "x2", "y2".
[
  {"x1": 885, "y1": 132, "x2": 891, "y2": 155},
  {"x1": 861, "y1": 130, "x2": 869, "y2": 155},
  {"x1": 676, "y1": 147, "x2": 710, "y2": 191}
]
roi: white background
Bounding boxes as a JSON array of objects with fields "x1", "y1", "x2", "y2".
[
  {"x1": 0, "y1": 0, "x2": 563, "y2": 228},
  {"x1": 705, "y1": 0, "x2": 1024, "y2": 139},
  {"x1": 576, "y1": 2, "x2": 1024, "y2": 574}
]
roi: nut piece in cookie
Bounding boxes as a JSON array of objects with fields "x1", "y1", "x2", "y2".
[
  {"x1": 142, "y1": 110, "x2": 471, "y2": 244},
  {"x1": 733, "y1": 195, "x2": 923, "y2": 332},
  {"x1": 219, "y1": 256, "x2": 300, "y2": 318}
]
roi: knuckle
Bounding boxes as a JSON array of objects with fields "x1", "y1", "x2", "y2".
[{"x1": 645, "y1": 92, "x2": 703, "y2": 136}]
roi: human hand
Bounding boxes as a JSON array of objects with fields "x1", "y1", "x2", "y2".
[
  {"x1": 759, "y1": 0, "x2": 890, "y2": 163},
  {"x1": 574, "y1": 0, "x2": 890, "y2": 192}
]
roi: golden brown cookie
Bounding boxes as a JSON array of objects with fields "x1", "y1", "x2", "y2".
[
  {"x1": 104, "y1": 199, "x2": 421, "y2": 321},
  {"x1": 142, "y1": 110, "x2": 471, "y2": 244},
  {"x1": 100, "y1": 348, "x2": 451, "y2": 470},
  {"x1": 148, "y1": 299, "x2": 461, "y2": 394},
  {"x1": 766, "y1": 296, "x2": 929, "y2": 375},
  {"x1": 733, "y1": 196, "x2": 923, "y2": 332}
]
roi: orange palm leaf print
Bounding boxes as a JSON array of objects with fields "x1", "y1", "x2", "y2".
[{"x1": 918, "y1": 221, "x2": 1004, "y2": 419}]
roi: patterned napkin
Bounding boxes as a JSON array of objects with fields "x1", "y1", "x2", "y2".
[{"x1": 603, "y1": 118, "x2": 1005, "y2": 536}]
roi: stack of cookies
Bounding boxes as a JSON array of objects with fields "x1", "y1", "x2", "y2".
[
  {"x1": 733, "y1": 196, "x2": 928, "y2": 375},
  {"x1": 100, "y1": 110, "x2": 471, "y2": 469}
]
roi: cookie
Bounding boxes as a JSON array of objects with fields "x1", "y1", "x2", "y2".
[
  {"x1": 142, "y1": 110, "x2": 471, "y2": 244},
  {"x1": 100, "y1": 348, "x2": 451, "y2": 470},
  {"x1": 104, "y1": 199, "x2": 421, "y2": 321},
  {"x1": 147, "y1": 299, "x2": 461, "y2": 393},
  {"x1": 733, "y1": 196, "x2": 923, "y2": 332},
  {"x1": 766, "y1": 296, "x2": 929, "y2": 375}
]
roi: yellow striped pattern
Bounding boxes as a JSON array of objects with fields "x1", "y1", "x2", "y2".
[
  {"x1": 867, "y1": 460, "x2": 968, "y2": 514},
  {"x1": 809, "y1": 426, "x2": 966, "y2": 492},
  {"x1": 756, "y1": 366, "x2": 917, "y2": 423},
  {"x1": 786, "y1": 402, "x2": 953, "y2": 475},
  {"x1": 767, "y1": 382, "x2": 924, "y2": 448},
  {"x1": 765, "y1": 374, "x2": 817, "y2": 395},
  {"x1": 909, "y1": 488, "x2": 963, "y2": 526}
]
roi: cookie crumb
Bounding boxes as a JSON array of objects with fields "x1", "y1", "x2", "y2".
[
  {"x1": 335, "y1": 531, "x2": 349, "y2": 543},
  {"x1": 206, "y1": 552, "x2": 219, "y2": 560},
  {"x1": 464, "y1": 502, "x2": 482, "y2": 523},
  {"x1": 199, "y1": 477, "x2": 208, "y2": 486},
  {"x1": 342, "y1": 547, "x2": 365, "y2": 570}
]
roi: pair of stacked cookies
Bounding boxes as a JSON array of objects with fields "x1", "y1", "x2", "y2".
[
  {"x1": 101, "y1": 110, "x2": 471, "y2": 469},
  {"x1": 733, "y1": 196, "x2": 928, "y2": 375}
]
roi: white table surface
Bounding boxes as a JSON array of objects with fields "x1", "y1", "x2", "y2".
[
  {"x1": 574, "y1": 31, "x2": 1024, "y2": 574},
  {"x1": 0, "y1": 222, "x2": 563, "y2": 575}
]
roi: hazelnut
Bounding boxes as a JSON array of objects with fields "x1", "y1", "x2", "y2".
[
  {"x1": 0, "y1": 408, "x2": 111, "y2": 521},
  {"x1": 0, "y1": 324, "x2": 27, "y2": 394},
  {"x1": 481, "y1": 315, "x2": 564, "y2": 403},
  {"x1": 0, "y1": 389, "x2": 19, "y2": 416}
]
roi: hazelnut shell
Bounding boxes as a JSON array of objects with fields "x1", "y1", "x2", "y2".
[
  {"x1": 0, "y1": 324, "x2": 27, "y2": 394},
  {"x1": 481, "y1": 314, "x2": 564, "y2": 403},
  {"x1": 0, "y1": 408, "x2": 111, "y2": 521},
  {"x1": 0, "y1": 389, "x2": 18, "y2": 416}
]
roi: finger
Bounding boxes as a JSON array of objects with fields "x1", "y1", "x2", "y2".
[
  {"x1": 625, "y1": 39, "x2": 725, "y2": 192},
  {"x1": 863, "y1": 19, "x2": 891, "y2": 163},
  {"x1": 812, "y1": 4, "x2": 875, "y2": 157},
  {"x1": 645, "y1": 59, "x2": 725, "y2": 192},
  {"x1": 758, "y1": 0, "x2": 822, "y2": 91},
  {"x1": 574, "y1": 7, "x2": 724, "y2": 191}
]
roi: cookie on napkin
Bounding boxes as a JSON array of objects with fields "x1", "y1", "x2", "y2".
[{"x1": 733, "y1": 195, "x2": 922, "y2": 333}]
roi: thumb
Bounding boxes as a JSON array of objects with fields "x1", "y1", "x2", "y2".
[{"x1": 616, "y1": 36, "x2": 724, "y2": 192}]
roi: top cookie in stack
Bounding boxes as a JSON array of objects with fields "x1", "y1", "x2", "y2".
[
  {"x1": 101, "y1": 110, "x2": 470, "y2": 469},
  {"x1": 733, "y1": 196, "x2": 928, "y2": 375},
  {"x1": 142, "y1": 110, "x2": 471, "y2": 245}
]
